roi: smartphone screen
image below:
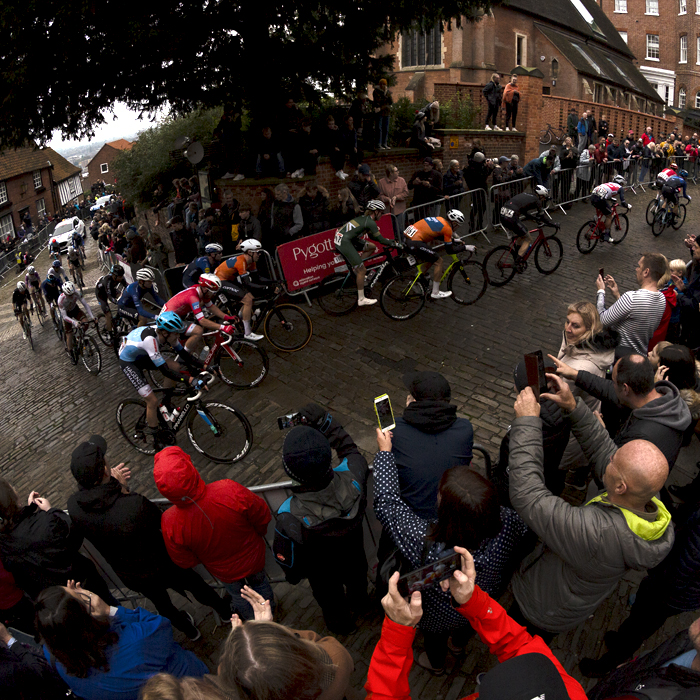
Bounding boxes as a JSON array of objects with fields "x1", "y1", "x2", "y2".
[
  {"x1": 277, "y1": 413, "x2": 301, "y2": 430},
  {"x1": 524, "y1": 350, "x2": 548, "y2": 400},
  {"x1": 599, "y1": 267, "x2": 605, "y2": 278},
  {"x1": 398, "y1": 551, "x2": 461, "y2": 596},
  {"x1": 374, "y1": 394, "x2": 395, "y2": 432}
]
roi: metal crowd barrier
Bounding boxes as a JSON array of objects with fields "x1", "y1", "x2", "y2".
[
  {"x1": 488, "y1": 176, "x2": 535, "y2": 230},
  {"x1": 0, "y1": 221, "x2": 57, "y2": 280}
]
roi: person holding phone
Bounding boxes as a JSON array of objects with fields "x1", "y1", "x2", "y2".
[{"x1": 373, "y1": 429, "x2": 528, "y2": 674}]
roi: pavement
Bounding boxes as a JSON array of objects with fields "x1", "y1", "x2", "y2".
[{"x1": 1, "y1": 189, "x2": 699, "y2": 695}]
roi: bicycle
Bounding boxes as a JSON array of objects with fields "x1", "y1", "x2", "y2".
[
  {"x1": 645, "y1": 191, "x2": 663, "y2": 225},
  {"x1": 539, "y1": 123, "x2": 568, "y2": 145},
  {"x1": 144, "y1": 327, "x2": 268, "y2": 391},
  {"x1": 651, "y1": 197, "x2": 688, "y2": 237},
  {"x1": 69, "y1": 261, "x2": 85, "y2": 289},
  {"x1": 483, "y1": 220, "x2": 563, "y2": 287},
  {"x1": 215, "y1": 286, "x2": 313, "y2": 352},
  {"x1": 116, "y1": 371, "x2": 253, "y2": 463},
  {"x1": 67, "y1": 320, "x2": 102, "y2": 374},
  {"x1": 17, "y1": 309, "x2": 33, "y2": 350},
  {"x1": 576, "y1": 201, "x2": 629, "y2": 253},
  {"x1": 51, "y1": 302, "x2": 65, "y2": 342},
  {"x1": 379, "y1": 244, "x2": 488, "y2": 321}
]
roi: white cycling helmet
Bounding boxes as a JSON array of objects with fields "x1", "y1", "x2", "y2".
[
  {"x1": 135, "y1": 268, "x2": 155, "y2": 282},
  {"x1": 27, "y1": 265, "x2": 35, "y2": 274},
  {"x1": 62, "y1": 281, "x2": 76, "y2": 295},
  {"x1": 534, "y1": 185, "x2": 549, "y2": 198},
  {"x1": 198, "y1": 273, "x2": 222, "y2": 293},
  {"x1": 16, "y1": 281, "x2": 26, "y2": 291},
  {"x1": 239, "y1": 239, "x2": 262, "y2": 253},
  {"x1": 613, "y1": 175, "x2": 625, "y2": 186},
  {"x1": 366, "y1": 200, "x2": 386, "y2": 212},
  {"x1": 447, "y1": 209, "x2": 465, "y2": 224},
  {"x1": 205, "y1": 243, "x2": 224, "y2": 255}
]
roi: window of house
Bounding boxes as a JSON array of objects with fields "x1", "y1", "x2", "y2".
[
  {"x1": 68, "y1": 178, "x2": 76, "y2": 196},
  {"x1": 0, "y1": 214, "x2": 14, "y2": 239},
  {"x1": 619, "y1": 31, "x2": 628, "y2": 43},
  {"x1": 646, "y1": 0, "x2": 659, "y2": 14},
  {"x1": 516, "y1": 34, "x2": 527, "y2": 66},
  {"x1": 36, "y1": 198, "x2": 45, "y2": 217},
  {"x1": 665, "y1": 84, "x2": 672, "y2": 105},
  {"x1": 696, "y1": 91, "x2": 700, "y2": 108},
  {"x1": 647, "y1": 34, "x2": 660, "y2": 59},
  {"x1": 0, "y1": 182, "x2": 7, "y2": 205},
  {"x1": 400, "y1": 25, "x2": 442, "y2": 67},
  {"x1": 614, "y1": 0, "x2": 627, "y2": 11},
  {"x1": 32, "y1": 170, "x2": 41, "y2": 189},
  {"x1": 697, "y1": 0, "x2": 700, "y2": 13},
  {"x1": 697, "y1": 36, "x2": 700, "y2": 63},
  {"x1": 551, "y1": 58, "x2": 559, "y2": 78},
  {"x1": 679, "y1": 88, "x2": 687, "y2": 108},
  {"x1": 681, "y1": 0, "x2": 688, "y2": 12},
  {"x1": 681, "y1": 35, "x2": 688, "y2": 62},
  {"x1": 100, "y1": 163, "x2": 109, "y2": 174}
]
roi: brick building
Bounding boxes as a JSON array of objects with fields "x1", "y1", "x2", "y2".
[
  {"x1": 86, "y1": 138, "x2": 134, "y2": 188},
  {"x1": 600, "y1": 0, "x2": 700, "y2": 111},
  {"x1": 380, "y1": 0, "x2": 663, "y2": 114}
]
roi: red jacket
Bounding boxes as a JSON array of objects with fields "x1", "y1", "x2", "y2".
[
  {"x1": 364, "y1": 585, "x2": 586, "y2": 700},
  {"x1": 642, "y1": 133, "x2": 654, "y2": 147},
  {"x1": 648, "y1": 286, "x2": 677, "y2": 352},
  {"x1": 154, "y1": 447, "x2": 271, "y2": 583}
]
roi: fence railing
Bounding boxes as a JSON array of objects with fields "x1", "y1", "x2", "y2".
[{"x1": 0, "y1": 221, "x2": 57, "y2": 280}]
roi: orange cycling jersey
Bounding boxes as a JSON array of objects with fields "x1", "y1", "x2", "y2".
[
  {"x1": 215, "y1": 256, "x2": 255, "y2": 282},
  {"x1": 404, "y1": 216, "x2": 453, "y2": 244}
]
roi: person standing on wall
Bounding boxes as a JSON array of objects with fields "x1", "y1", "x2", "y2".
[
  {"x1": 483, "y1": 73, "x2": 503, "y2": 131},
  {"x1": 503, "y1": 75, "x2": 520, "y2": 132}
]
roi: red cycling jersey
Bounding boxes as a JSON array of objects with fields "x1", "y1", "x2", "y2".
[
  {"x1": 162, "y1": 286, "x2": 212, "y2": 323},
  {"x1": 658, "y1": 168, "x2": 676, "y2": 181}
]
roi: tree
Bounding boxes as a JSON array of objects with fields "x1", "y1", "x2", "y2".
[{"x1": 0, "y1": 0, "x2": 497, "y2": 147}]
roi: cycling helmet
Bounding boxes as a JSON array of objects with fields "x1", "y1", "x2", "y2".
[
  {"x1": 62, "y1": 281, "x2": 76, "y2": 295},
  {"x1": 670, "y1": 162, "x2": 679, "y2": 170},
  {"x1": 205, "y1": 243, "x2": 224, "y2": 255},
  {"x1": 51, "y1": 238, "x2": 56, "y2": 244},
  {"x1": 447, "y1": 209, "x2": 465, "y2": 224},
  {"x1": 613, "y1": 175, "x2": 626, "y2": 186},
  {"x1": 156, "y1": 311, "x2": 186, "y2": 334},
  {"x1": 16, "y1": 281, "x2": 26, "y2": 291},
  {"x1": 48, "y1": 270, "x2": 57, "y2": 280},
  {"x1": 198, "y1": 273, "x2": 222, "y2": 292},
  {"x1": 679, "y1": 169, "x2": 689, "y2": 178},
  {"x1": 239, "y1": 239, "x2": 262, "y2": 253},
  {"x1": 27, "y1": 265, "x2": 35, "y2": 274},
  {"x1": 534, "y1": 185, "x2": 549, "y2": 198},
  {"x1": 135, "y1": 268, "x2": 155, "y2": 282},
  {"x1": 366, "y1": 200, "x2": 386, "y2": 212},
  {"x1": 110, "y1": 263, "x2": 125, "y2": 276},
  {"x1": 52, "y1": 260, "x2": 61, "y2": 269}
]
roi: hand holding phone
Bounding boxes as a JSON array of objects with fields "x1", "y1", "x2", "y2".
[
  {"x1": 374, "y1": 394, "x2": 395, "y2": 432},
  {"x1": 397, "y1": 551, "x2": 461, "y2": 596},
  {"x1": 598, "y1": 267, "x2": 605, "y2": 279},
  {"x1": 277, "y1": 413, "x2": 304, "y2": 430},
  {"x1": 523, "y1": 350, "x2": 547, "y2": 400}
]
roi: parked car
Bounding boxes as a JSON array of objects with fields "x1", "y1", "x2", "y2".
[
  {"x1": 53, "y1": 217, "x2": 85, "y2": 253},
  {"x1": 90, "y1": 194, "x2": 114, "y2": 212}
]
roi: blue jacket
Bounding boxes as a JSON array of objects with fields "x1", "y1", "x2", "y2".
[
  {"x1": 44, "y1": 607, "x2": 207, "y2": 700},
  {"x1": 117, "y1": 282, "x2": 166, "y2": 320},
  {"x1": 523, "y1": 156, "x2": 553, "y2": 187},
  {"x1": 577, "y1": 118, "x2": 587, "y2": 136}
]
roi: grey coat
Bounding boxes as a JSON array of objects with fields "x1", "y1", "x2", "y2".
[{"x1": 509, "y1": 398, "x2": 674, "y2": 633}]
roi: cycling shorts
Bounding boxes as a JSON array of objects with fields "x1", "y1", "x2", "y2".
[
  {"x1": 68, "y1": 257, "x2": 82, "y2": 269},
  {"x1": 661, "y1": 185, "x2": 679, "y2": 205},
  {"x1": 335, "y1": 237, "x2": 371, "y2": 269},
  {"x1": 120, "y1": 359, "x2": 154, "y2": 398},
  {"x1": 404, "y1": 239, "x2": 439, "y2": 263},
  {"x1": 590, "y1": 194, "x2": 613, "y2": 215},
  {"x1": 28, "y1": 280, "x2": 40, "y2": 289},
  {"x1": 655, "y1": 177, "x2": 667, "y2": 190},
  {"x1": 501, "y1": 216, "x2": 529, "y2": 240},
  {"x1": 220, "y1": 280, "x2": 247, "y2": 302}
]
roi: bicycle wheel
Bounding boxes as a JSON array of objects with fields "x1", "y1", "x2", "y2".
[
  {"x1": 187, "y1": 401, "x2": 253, "y2": 463},
  {"x1": 534, "y1": 235, "x2": 563, "y2": 275},
  {"x1": 576, "y1": 221, "x2": 598, "y2": 254},
  {"x1": 380, "y1": 271, "x2": 426, "y2": 320},
  {"x1": 483, "y1": 245, "x2": 517, "y2": 287},
  {"x1": 447, "y1": 261, "x2": 488, "y2": 305},
  {"x1": 53, "y1": 307, "x2": 64, "y2": 342},
  {"x1": 24, "y1": 319, "x2": 34, "y2": 351},
  {"x1": 81, "y1": 337, "x2": 102, "y2": 374},
  {"x1": 116, "y1": 399, "x2": 156, "y2": 456},
  {"x1": 539, "y1": 130, "x2": 552, "y2": 145},
  {"x1": 611, "y1": 214, "x2": 629, "y2": 244},
  {"x1": 317, "y1": 274, "x2": 358, "y2": 316},
  {"x1": 95, "y1": 315, "x2": 113, "y2": 346},
  {"x1": 217, "y1": 339, "x2": 269, "y2": 388},
  {"x1": 263, "y1": 303, "x2": 313, "y2": 352},
  {"x1": 671, "y1": 205, "x2": 687, "y2": 230},
  {"x1": 646, "y1": 198, "x2": 659, "y2": 226},
  {"x1": 651, "y1": 210, "x2": 667, "y2": 237}
]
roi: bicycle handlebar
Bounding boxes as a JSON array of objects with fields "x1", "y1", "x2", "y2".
[{"x1": 187, "y1": 371, "x2": 215, "y2": 402}]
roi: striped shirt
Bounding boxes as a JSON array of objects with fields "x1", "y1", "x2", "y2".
[{"x1": 597, "y1": 288, "x2": 666, "y2": 354}]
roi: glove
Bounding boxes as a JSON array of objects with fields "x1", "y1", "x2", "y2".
[
  {"x1": 464, "y1": 245, "x2": 477, "y2": 254},
  {"x1": 298, "y1": 403, "x2": 331, "y2": 432},
  {"x1": 223, "y1": 315, "x2": 238, "y2": 323},
  {"x1": 220, "y1": 324, "x2": 235, "y2": 335}
]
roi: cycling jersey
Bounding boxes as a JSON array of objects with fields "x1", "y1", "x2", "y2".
[
  {"x1": 72, "y1": 231, "x2": 84, "y2": 246},
  {"x1": 95, "y1": 273, "x2": 122, "y2": 303},
  {"x1": 41, "y1": 279, "x2": 61, "y2": 304},
  {"x1": 119, "y1": 325, "x2": 184, "y2": 366},
  {"x1": 12, "y1": 288, "x2": 30, "y2": 310},
  {"x1": 182, "y1": 256, "x2": 214, "y2": 288},
  {"x1": 403, "y1": 217, "x2": 453, "y2": 244},
  {"x1": 47, "y1": 266, "x2": 68, "y2": 283},
  {"x1": 49, "y1": 241, "x2": 61, "y2": 254},
  {"x1": 117, "y1": 281, "x2": 166, "y2": 320},
  {"x1": 664, "y1": 175, "x2": 688, "y2": 198},
  {"x1": 656, "y1": 168, "x2": 676, "y2": 183},
  {"x1": 215, "y1": 256, "x2": 271, "y2": 293},
  {"x1": 25, "y1": 271, "x2": 41, "y2": 288},
  {"x1": 334, "y1": 215, "x2": 393, "y2": 247},
  {"x1": 58, "y1": 290, "x2": 94, "y2": 324},
  {"x1": 66, "y1": 247, "x2": 82, "y2": 266},
  {"x1": 500, "y1": 193, "x2": 544, "y2": 240},
  {"x1": 162, "y1": 286, "x2": 213, "y2": 323},
  {"x1": 592, "y1": 182, "x2": 624, "y2": 200}
]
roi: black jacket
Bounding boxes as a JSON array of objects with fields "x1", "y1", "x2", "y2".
[
  {"x1": 482, "y1": 80, "x2": 503, "y2": 106},
  {"x1": 0, "y1": 641, "x2": 68, "y2": 700},
  {"x1": 348, "y1": 178, "x2": 380, "y2": 211},
  {"x1": 408, "y1": 169, "x2": 442, "y2": 206},
  {"x1": 678, "y1": 261, "x2": 700, "y2": 349},
  {"x1": 391, "y1": 402, "x2": 473, "y2": 519},
  {"x1": 238, "y1": 215, "x2": 263, "y2": 243},
  {"x1": 298, "y1": 192, "x2": 330, "y2": 235},
  {"x1": 442, "y1": 169, "x2": 466, "y2": 196}
]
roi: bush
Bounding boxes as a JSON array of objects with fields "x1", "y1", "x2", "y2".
[{"x1": 440, "y1": 92, "x2": 479, "y2": 130}]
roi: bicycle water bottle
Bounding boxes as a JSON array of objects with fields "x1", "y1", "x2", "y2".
[
  {"x1": 199, "y1": 345, "x2": 210, "y2": 361},
  {"x1": 159, "y1": 405, "x2": 173, "y2": 422},
  {"x1": 253, "y1": 308, "x2": 262, "y2": 321},
  {"x1": 170, "y1": 407, "x2": 181, "y2": 422}
]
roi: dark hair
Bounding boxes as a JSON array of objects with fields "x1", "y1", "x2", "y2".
[
  {"x1": 641, "y1": 252, "x2": 669, "y2": 283},
  {"x1": 35, "y1": 587, "x2": 118, "y2": 678},
  {"x1": 427, "y1": 467, "x2": 501, "y2": 550},
  {"x1": 0, "y1": 478, "x2": 20, "y2": 533},
  {"x1": 238, "y1": 202, "x2": 253, "y2": 214},
  {"x1": 170, "y1": 215, "x2": 184, "y2": 225},
  {"x1": 658, "y1": 345, "x2": 697, "y2": 390},
  {"x1": 615, "y1": 355, "x2": 655, "y2": 395}
]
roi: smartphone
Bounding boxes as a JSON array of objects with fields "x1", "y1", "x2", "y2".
[
  {"x1": 599, "y1": 267, "x2": 605, "y2": 278},
  {"x1": 524, "y1": 350, "x2": 548, "y2": 400},
  {"x1": 397, "y1": 551, "x2": 462, "y2": 596},
  {"x1": 277, "y1": 412, "x2": 304, "y2": 430},
  {"x1": 374, "y1": 394, "x2": 395, "y2": 432}
]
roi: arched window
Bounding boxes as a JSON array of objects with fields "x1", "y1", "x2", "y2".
[
  {"x1": 551, "y1": 58, "x2": 559, "y2": 78},
  {"x1": 679, "y1": 87, "x2": 687, "y2": 108}
]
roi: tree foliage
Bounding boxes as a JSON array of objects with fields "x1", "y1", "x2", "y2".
[{"x1": 0, "y1": 0, "x2": 498, "y2": 147}]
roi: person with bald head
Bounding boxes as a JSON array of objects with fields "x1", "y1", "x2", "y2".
[{"x1": 505, "y1": 377, "x2": 674, "y2": 643}]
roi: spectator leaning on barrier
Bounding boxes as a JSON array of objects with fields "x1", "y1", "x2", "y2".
[
  {"x1": 523, "y1": 149, "x2": 556, "y2": 188},
  {"x1": 299, "y1": 181, "x2": 331, "y2": 236},
  {"x1": 269, "y1": 184, "x2": 303, "y2": 249},
  {"x1": 154, "y1": 446, "x2": 274, "y2": 621}
]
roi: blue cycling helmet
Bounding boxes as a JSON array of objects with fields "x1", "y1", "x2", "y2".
[
  {"x1": 679, "y1": 169, "x2": 689, "y2": 178},
  {"x1": 52, "y1": 260, "x2": 61, "y2": 268},
  {"x1": 156, "y1": 311, "x2": 186, "y2": 333}
]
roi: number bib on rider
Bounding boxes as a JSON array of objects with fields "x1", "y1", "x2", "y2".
[
  {"x1": 403, "y1": 225, "x2": 418, "y2": 238},
  {"x1": 500, "y1": 207, "x2": 515, "y2": 218},
  {"x1": 406, "y1": 255, "x2": 417, "y2": 267},
  {"x1": 334, "y1": 231, "x2": 343, "y2": 247}
]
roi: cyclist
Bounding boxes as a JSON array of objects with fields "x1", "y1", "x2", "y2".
[
  {"x1": 661, "y1": 169, "x2": 691, "y2": 222},
  {"x1": 58, "y1": 281, "x2": 95, "y2": 356},
  {"x1": 215, "y1": 239, "x2": 274, "y2": 341},
  {"x1": 71, "y1": 225, "x2": 85, "y2": 259},
  {"x1": 12, "y1": 281, "x2": 32, "y2": 340},
  {"x1": 118, "y1": 311, "x2": 201, "y2": 450},
  {"x1": 95, "y1": 264, "x2": 126, "y2": 334},
  {"x1": 48, "y1": 259, "x2": 68, "y2": 283},
  {"x1": 499, "y1": 185, "x2": 556, "y2": 269},
  {"x1": 333, "y1": 199, "x2": 399, "y2": 306},
  {"x1": 41, "y1": 271, "x2": 62, "y2": 314},
  {"x1": 591, "y1": 174, "x2": 630, "y2": 242},
  {"x1": 654, "y1": 161, "x2": 678, "y2": 190},
  {"x1": 161, "y1": 273, "x2": 238, "y2": 356},
  {"x1": 48, "y1": 237, "x2": 62, "y2": 261},
  {"x1": 24, "y1": 265, "x2": 45, "y2": 315},
  {"x1": 182, "y1": 243, "x2": 224, "y2": 288},
  {"x1": 66, "y1": 243, "x2": 84, "y2": 286},
  {"x1": 117, "y1": 268, "x2": 166, "y2": 327},
  {"x1": 402, "y1": 210, "x2": 470, "y2": 299}
]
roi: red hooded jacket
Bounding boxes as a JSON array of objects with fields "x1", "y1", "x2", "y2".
[{"x1": 154, "y1": 447, "x2": 271, "y2": 583}]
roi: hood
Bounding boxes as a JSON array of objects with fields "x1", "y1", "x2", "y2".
[
  {"x1": 560, "y1": 329, "x2": 618, "y2": 372},
  {"x1": 588, "y1": 495, "x2": 672, "y2": 545},
  {"x1": 634, "y1": 380, "x2": 693, "y2": 432},
  {"x1": 402, "y1": 400, "x2": 457, "y2": 434},
  {"x1": 72, "y1": 479, "x2": 122, "y2": 513},
  {"x1": 153, "y1": 446, "x2": 207, "y2": 505}
]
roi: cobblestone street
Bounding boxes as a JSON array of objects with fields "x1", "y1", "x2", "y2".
[{"x1": 0, "y1": 188, "x2": 699, "y2": 695}]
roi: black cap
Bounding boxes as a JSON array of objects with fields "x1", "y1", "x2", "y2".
[
  {"x1": 70, "y1": 435, "x2": 108, "y2": 489},
  {"x1": 358, "y1": 164, "x2": 371, "y2": 174},
  {"x1": 282, "y1": 426, "x2": 333, "y2": 488},
  {"x1": 403, "y1": 371, "x2": 451, "y2": 401},
  {"x1": 423, "y1": 156, "x2": 434, "y2": 164},
  {"x1": 480, "y1": 653, "x2": 570, "y2": 700}
]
